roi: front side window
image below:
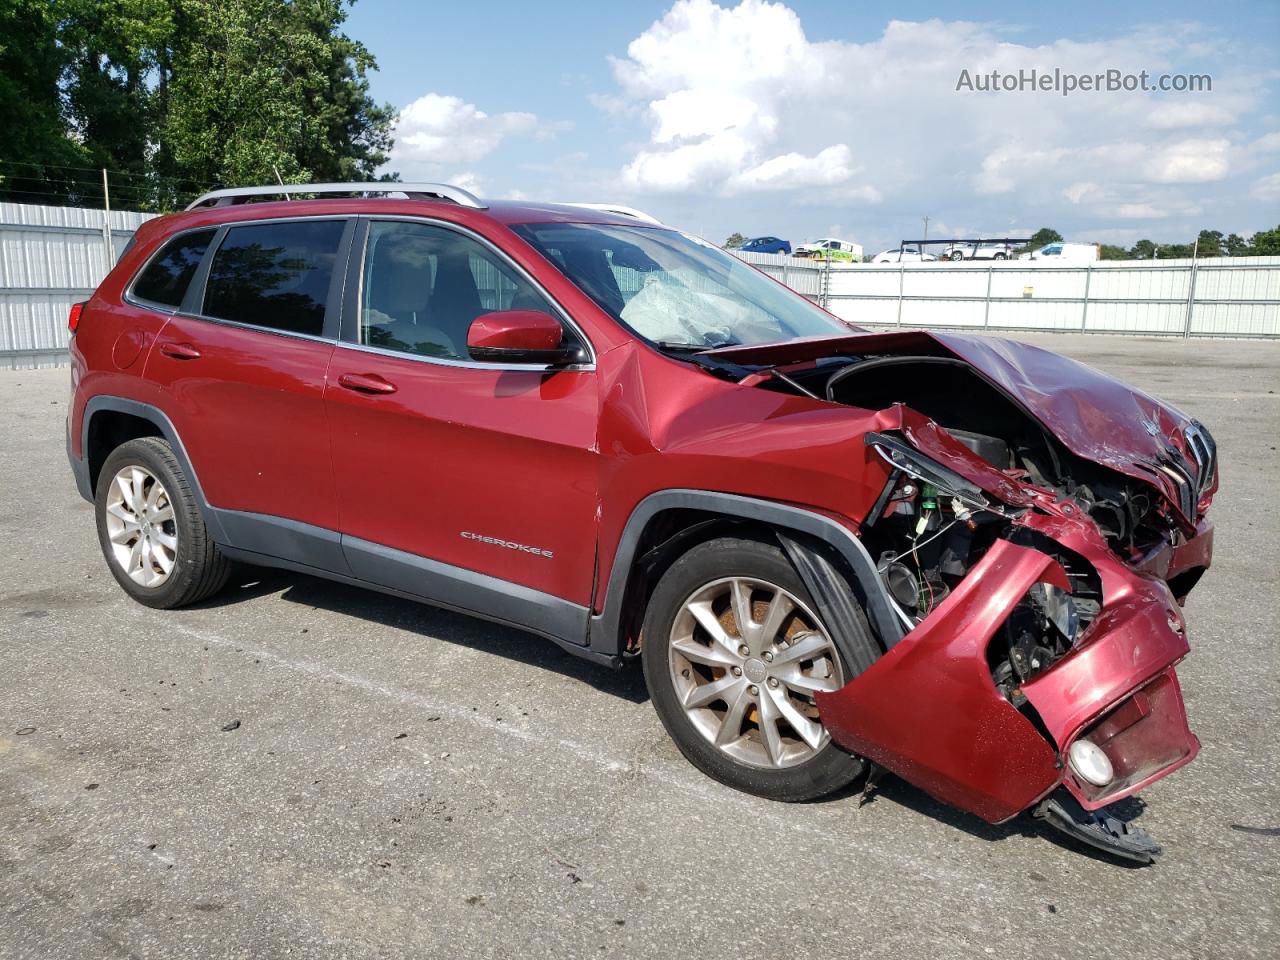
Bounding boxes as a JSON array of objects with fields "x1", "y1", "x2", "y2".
[
  {"x1": 359, "y1": 220, "x2": 557, "y2": 360},
  {"x1": 203, "y1": 220, "x2": 345, "y2": 335},
  {"x1": 132, "y1": 229, "x2": 216, "y2": 308},
  {"x1": 513, "y1": 222, "x2": 853, "y2": 349}
]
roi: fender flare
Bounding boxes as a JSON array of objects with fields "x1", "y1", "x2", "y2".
[
  {"x1": 587, "y1": 489, "x2": 905, "y2": 659},
  {"x1": 78, "y1": 396, "x2": 229, "y2": 544}
]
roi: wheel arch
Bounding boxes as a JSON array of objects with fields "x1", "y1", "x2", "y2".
[
  {"x1": 80, "y1": 397, "x2": 228, "y2": 543},
  {"x1": 588, "y1": 490, "x2": 905, "y2": 661}
]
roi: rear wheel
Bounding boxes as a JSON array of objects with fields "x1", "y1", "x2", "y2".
[
  {"x1": 95, "y1": 437, "x2": 231, "y2": 609},
  {"x1": 641, "y1": 536, "x2": 864, "y2": 801}
]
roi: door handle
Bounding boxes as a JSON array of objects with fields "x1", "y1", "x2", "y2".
[
  {"x1": 337, "y1": 372, "x2": 397, "y2": 395},
  {"x1": 160, "y1": 342, "x2": 201, "y2": 360}
]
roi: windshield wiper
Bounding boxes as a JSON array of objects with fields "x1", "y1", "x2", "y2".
[{"x1": 655, "y1": 339, "x2": 743, "y2": 353}]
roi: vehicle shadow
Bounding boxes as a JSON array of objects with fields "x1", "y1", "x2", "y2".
[
  {"x1": 850, "y1": 774, "x2": 1153, "y2": 867},
  {"x1": 194, "y1": 566, "x2": 651, "y2": 704}
]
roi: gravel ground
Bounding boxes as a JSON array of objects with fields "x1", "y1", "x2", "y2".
[{"x1": 1, "y1": 333, "x2": 1277, "y2": 960}]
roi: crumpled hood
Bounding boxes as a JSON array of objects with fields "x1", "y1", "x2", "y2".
[{"x1": 706, "y1": 330, "x2": 1206, "y2": 519}]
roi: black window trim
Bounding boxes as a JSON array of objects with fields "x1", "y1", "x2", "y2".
[
  {"x1": 337, "y1": 214, "x2": 596, "y2": 372},
  {"x1": 127, "y1": 214, "x2": 357, "y2": 345},
  {"x1": 123, "y1": 225, "x2": 221, "y2": 314}
]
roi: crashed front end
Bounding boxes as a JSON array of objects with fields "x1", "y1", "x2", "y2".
[
  {"x1": 703, "y1": 331, "x2": 1217, "y2": 861},
  {"x1": 819, "y1": 407, "x2": 1213, "y2": 862}
]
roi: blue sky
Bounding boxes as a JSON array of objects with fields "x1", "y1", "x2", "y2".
[{"x1": 345, "y1": 0, "x2": 1280, "y2": 252}]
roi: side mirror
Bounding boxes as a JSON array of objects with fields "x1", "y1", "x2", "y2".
[{"x1": 467, "y1": 310, "x2": 584, "y2": 366}]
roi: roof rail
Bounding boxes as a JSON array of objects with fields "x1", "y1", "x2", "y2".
[
  {"x1": 185, "y1": 182, "x2": 487, "y2": 211},
  {"x1": 566, "y1": 203, "x2": 663, "y2": 226}
]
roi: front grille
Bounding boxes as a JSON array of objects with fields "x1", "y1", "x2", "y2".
[
  {"x1": 1184, "y1": 421, "x2": 1217, "y2": 504},
  {"x1": 1156, "y1": 461, "x2": 1196, "y2": 518}
]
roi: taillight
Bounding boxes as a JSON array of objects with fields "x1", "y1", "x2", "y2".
[{"x1": 68, "y1": 301, "x2": 85, "y2": 334}]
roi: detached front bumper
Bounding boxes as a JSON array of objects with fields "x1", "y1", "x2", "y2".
[{"x1": 815, "y1": 523, "x2": 1200, "y2": 825}]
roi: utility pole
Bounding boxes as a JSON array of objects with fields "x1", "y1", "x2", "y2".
[
  {"x1": 101, "y1": 168, "x2": 115, "y2": 269},
  {"x1": 922, "y1": 216, "x2": 930, "y2": 244}
]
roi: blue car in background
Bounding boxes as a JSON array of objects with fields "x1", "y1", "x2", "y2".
[{"x1": 738, "y1": 236, "x2": 791, "y2": 254}]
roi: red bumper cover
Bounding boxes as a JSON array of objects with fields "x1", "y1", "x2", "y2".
[{"x1": 817, "y1": 517, "x2": 1202, "y2": 823}]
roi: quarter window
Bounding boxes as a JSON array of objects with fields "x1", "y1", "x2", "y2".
[
  {"x1": 131, "y1": 229, "x2": 216, "y2": 308},
  {"x1": 203, "y1": 220, "x2": 345, "y2": 335},
  {"x1": 359, "y1": 220, "x2": 557, "y2": 360}
]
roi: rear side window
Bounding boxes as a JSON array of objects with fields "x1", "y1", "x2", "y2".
[
  {"x1": 203, "y1": 220, "x2": 345, "y2": 335},
  {"x1": 131, "y1": 229, "x2": 216, "y2": 308}
]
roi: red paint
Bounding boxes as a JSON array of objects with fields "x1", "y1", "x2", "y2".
[
  {"x1": 68, "y1": 195, "x2": 1215, "y2": 826},
  {"x1": 467, "y1": 309, "x2": 562, "y2": 353},
  {"x1": 816, "y1": 540, "x2": 1068, "y2": 823},
  {"x1": 709, "y1": 329, "x2": 1215, "y2": 525}
]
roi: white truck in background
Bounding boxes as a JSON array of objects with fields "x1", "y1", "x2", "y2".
[{"x1": 1020, "y1": 242, "x2": 1101, "y2": 263}]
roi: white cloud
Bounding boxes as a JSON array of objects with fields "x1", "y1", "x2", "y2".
[
  {"x1": 599, "y1": 1, "x2": 1269, "y2": 246},
  {"x1": 1115, "y1": 203, "x2": 1167, "y2": 219},
  {"x1": 730, "y1": 145, "x2": 858, "y2": 190},
  {"x1": 391, "y1": 94, "x2": 540, "y2": 177},
  {"x1": 1144, "y1": 102, "x2": 1239, "y2": 130},
  {"x1": 1252, "y1": 172, "x2": 1280, "y2": 203},
  {"x1": 1143, "y1": 139, "x2": 1231, "y2": 183}
]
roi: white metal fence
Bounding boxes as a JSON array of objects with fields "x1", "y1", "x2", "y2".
[
  {"x1": 735, "y1": 251, "x2": 1280, "y2": 338},
  {"x1": 0, "y1": 203, "x2": 155, "y2": 369},
  {"x1": 2, "y1": 203, "x2": 1278, "y2": 372}
]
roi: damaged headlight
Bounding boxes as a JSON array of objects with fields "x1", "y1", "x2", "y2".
[{"x1": 865, "y1": 432, "x2": 988, "y2": 510}]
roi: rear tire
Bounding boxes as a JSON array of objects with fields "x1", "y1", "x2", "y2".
[
  {"x1": 641, "y1": 536, "x2": 865, "y2": 802},
  {"x1": 95, "y1": 437, "x2": 232, "y2": 609}
]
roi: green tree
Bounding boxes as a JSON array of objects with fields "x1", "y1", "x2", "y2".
[
  {"x1": 1130, "y1": 239, "x2": 1157, "y2": 259},
  {"x1": 1099, "y1": 244, "x2": 1129, "y2": 260},
  {"x1": 161, "y1": 0, "x2": 394, "y2": 191},
  {"x1": 724, "y1": 232, "x2": 747, "y2": 248},
  {"x1": 1224, "y1": 233, "x2": 1251, "y2": 256},
  {"x1": 1029, "y1": 227, "x2": 1063, "y2": 247},
  {"x1": 1, "y1": 0, "x2": 395, "y2": 210},
  {"x1": 0, "y1": 0, "x2": 96, "y2": 204},
  {"x1": 1194, "y1": 229, "x2": 1224, "y2": 258},
  {"x1": 1249, "y1": 225, "x2": 1280, "y2": 256}
]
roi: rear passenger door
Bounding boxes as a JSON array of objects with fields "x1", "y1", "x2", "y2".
[{"x1": 146, "y1": 217, "x2": 354, "y2": 557}]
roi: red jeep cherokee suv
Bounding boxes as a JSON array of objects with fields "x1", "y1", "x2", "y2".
[{"x1": 67, "y1": 183, "x2": 1216, "y2": 861}]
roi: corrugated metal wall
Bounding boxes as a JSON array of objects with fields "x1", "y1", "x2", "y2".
[
  {"x1": 2, "y1": 203, "x2": 1277, "y2": 372},
  {"x1": 735, "y1": 251, "x2": 1280, "y2": 338},
  {"x1": 0, "y1": 203, "x2": 156, "y2": 369}
]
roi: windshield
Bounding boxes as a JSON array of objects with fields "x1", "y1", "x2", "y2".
[{"x1": 511, "y1": 222, "x2": 851, "y2": 349}]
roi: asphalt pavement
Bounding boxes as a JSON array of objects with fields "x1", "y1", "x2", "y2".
[{"x1": 1, "y1": 333, "x2": 1277, "y2": 959}]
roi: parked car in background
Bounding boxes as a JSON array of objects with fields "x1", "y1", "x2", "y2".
[
  {"x1": 795, "y1": 238, "x2": 861, "y2": 262},
  {"x1": 943, "y1": 241, "x2": 1015, "y2": 261},
  {"x1": 1020, "y1": 242, "x2": 1101, "y2": 263},
  {"x1": 66, "y1": 181, "x2": 1216, "y2": 865},
  {"x1": 738, "y1": 236, "x2": 791, "y2": 255},
  {"x1": 871, "y1": 247, "x2": 938, "y2": 263}
]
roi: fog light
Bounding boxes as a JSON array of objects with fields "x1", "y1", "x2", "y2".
[{"x1": 1068, "y1": 739, "x2": 1114, "y2": 787}]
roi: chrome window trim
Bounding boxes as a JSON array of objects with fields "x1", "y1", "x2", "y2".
[
  {"x1": 348, "y1": 213, "x2": 597, "y2": 371},
  {"x1": 332, "y1": 338, "x2": 594, "y2": 373},
  {"x1": 122, "y1": 224, "x2": 222, "y2": 315},
  {"x1": 163, "y1": 311, "x2": 338, "y2": 347}
]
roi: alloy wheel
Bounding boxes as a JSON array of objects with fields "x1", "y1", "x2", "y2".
[
  {"x1": 104, "y1": 465, "x2": 178, "y2": 587},
  {"x1": 668, "y1": 576, "x2": 844, "y2": 769}
]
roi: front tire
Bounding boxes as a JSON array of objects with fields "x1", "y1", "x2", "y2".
[
  {"x1": 95, "y1": 437, "x2": 231, "y2": 609},
  {"x1": 641, "y1": 536, "x2": 865, "y2": 801}
]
